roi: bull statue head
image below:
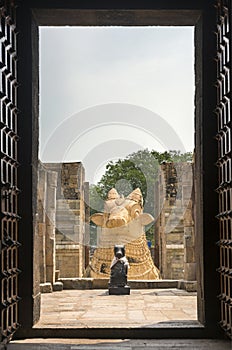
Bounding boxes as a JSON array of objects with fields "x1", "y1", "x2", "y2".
[{"x1": 90, "y1": 187, "x2": 154, "y2": 228}]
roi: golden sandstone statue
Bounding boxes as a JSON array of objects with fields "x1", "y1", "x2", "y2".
[{"x1": 87, "y1": 188, "x2": 161, "y2": 280}]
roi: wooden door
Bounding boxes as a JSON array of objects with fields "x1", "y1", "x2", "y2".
[{"x1": 0, "y1": 0, "x2": 20, "y2": 344}]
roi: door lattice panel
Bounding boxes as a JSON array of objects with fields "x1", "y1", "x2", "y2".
[
  {"x1": 0, "y1": 0, "x2": 20, "y2": 344},
  {"x1": 215, "y1": 0, "x2": 232, "y2": 339}
]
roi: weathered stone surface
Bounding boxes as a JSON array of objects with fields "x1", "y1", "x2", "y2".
[
  {"x1": 60, "y1": 278, "x2": 93, "y2": 289},
  {"x1": 56, "y1": 245, "x2": 80, "y2": 278},
  {"x1": 178, "y1": 280, "x2": 197, "y2": 292},
  {"x1": 38, "y1": 161, "x2": 89, "y2": 284},
  {"x1": 184, "y1": 247, "x2": 195, "y2": 262},
  {"x1": 59, "y1": 278, "x2": 179, "y2": 289},
  {"x1": 32, "y1": 288, "x2": 198, "y2": 329},
  {"x1": 184, "y1": 263, "x2": 196, "y2": 281},
  {"x1": 157, "y1": 162, "x2": 195, "y2": 281},
  {"x1": 37, "y1": 163, "x2": 57, "y2": 285},
  {"x1": 52, "y1": 281, "x2": 63, "y2": 292},
  {"x1": 109, "y1": 285, "x2": 130, "y2": 295},
  {"x1": 40, "y1": 282, "x2": 52, "y2": 293}
]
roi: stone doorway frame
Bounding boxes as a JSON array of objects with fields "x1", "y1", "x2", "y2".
[{"x1": 16, "y1": 0, "x2": 221, "y2": 339}]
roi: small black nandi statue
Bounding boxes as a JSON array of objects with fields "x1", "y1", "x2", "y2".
[{"x1": 108, "y1": 245, "x2": 130, "y2": 295}]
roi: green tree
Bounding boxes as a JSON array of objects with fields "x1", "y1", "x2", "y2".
[{"x1": 89, "y1": 184, "x2": 104, "y2": 216}]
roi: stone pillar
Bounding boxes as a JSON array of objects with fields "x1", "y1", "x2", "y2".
[
  {"x1": 37, "y1": 166, "x2": 47, "y2": 284},
  {"x1": 53, "y1": 162, "x2": 87, "y2": 278},
  {"x1": 154, "y1": 180, "x2": 160, "y2": 269},
  {"x1": 158, "y1": 165, "x2": 167, "y2": 278},
  {"x1": 84, "y1": 181, "x2": 90, "y2": 269},
  {"x1": 160, "y1": 205, "x2": 167, "y2": 278},
  {"x1": 158, "y1": 162, "x2": 195, "y2": 281},
  {"x1": 41, "y1": 162, "x2": 88, "y2": 279},
  {"x1": 184, "y1": 199, "x2": 196, "y2": 281},
  {"x1": 45, "y1": 171, "x2": 57, "y2": 284}
]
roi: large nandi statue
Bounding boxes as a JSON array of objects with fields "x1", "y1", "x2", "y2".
[{"x1": 87, "y1": 188, "x2": 161, "y2": 280}]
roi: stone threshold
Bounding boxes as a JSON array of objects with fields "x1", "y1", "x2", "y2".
[
  {"x1": 8, "y1": 338, "x2": 232, "y2": 350},
  {"x1": 57, "y1": 278, "x2": 197, "y2": 292}
]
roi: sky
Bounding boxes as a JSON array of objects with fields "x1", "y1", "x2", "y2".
[{"x1": 39, "y1": 26, "x2": 194, "y2": 184}]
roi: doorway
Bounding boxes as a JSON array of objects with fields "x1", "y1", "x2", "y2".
[
  {"x1": 14, "y1": 3, "x2": 221, "y2": 339},
  {"x1": 36, "y1": 24, "x2": 197, "y2": 328}
]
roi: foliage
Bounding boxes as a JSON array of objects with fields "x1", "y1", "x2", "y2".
[{"x1": 89, "y1": 184, "x2": 104, "y2": 216}]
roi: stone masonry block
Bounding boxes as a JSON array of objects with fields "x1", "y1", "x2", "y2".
[
  {"x1": 68, "y1": 200, "x2": 80, "y2": 209},
  {"x1": 53, "y1": 281, "x2": 63, "y2": 291},
  {"x1": 184, "y1": 247, "x2": 195, "y2": 262},
  {"x1": 40, "y1": 283, "x2": 52, "y2": 293},
  {"x1": 184, "y1": 262, "x2": 196, "y2": 280}
]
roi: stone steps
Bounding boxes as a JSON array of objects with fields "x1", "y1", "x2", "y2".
[
  {"x1": 56, "y1": 215, "x2": 79, "y2": 220},
  {"x1": 56, "y1": 199, "x2": 80, "y2": 210}
]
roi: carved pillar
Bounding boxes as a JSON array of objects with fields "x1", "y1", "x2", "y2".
[
  {"x1": 84, "y1": 181, "x2": 90, "y2": 269},
  {"x1": 184, "y1": 189, "x2": 196, "y2": 281},
  {"x1": 37, "y1": 165, "x2": 47, "y2": 284},
  {"x1": 160, "y1": 164, "x2": 167, "y2": 278},
  {"x1": 154, "y1": 180, "x2": 160, "y2": 269},
  {"x1": 45, "y1": 171, "x2": 58, "y2": 284}
]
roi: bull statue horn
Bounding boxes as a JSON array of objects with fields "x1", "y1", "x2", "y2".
[{"x1": 127, "y1": 188, "x2": 143, "y2": 207}]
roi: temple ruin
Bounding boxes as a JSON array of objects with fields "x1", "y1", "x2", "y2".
[{"x1": 37, "y1": 160, "x2": 195, "y2": 292}]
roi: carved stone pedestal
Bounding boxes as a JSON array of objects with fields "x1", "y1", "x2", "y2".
[{"x1": 109, "y1": 285, "x2": 130, "y2": 295}]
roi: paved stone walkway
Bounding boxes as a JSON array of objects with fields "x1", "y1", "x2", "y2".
[
  {"x1": 9, "y1": 290, "x2": 231, "y2": 350},
  {"x1": 34, "y1": 289, "x2": 197, "y2": 328},
  {"x1": 8, "y1": 289, "x2": 232, "y2": 350}
]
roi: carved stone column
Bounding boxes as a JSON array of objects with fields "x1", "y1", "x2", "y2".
[
  {"x1": 184, "y1": 201, "x2": 196, "y2": 281},
  {"x1": 37, "y1": 166, "x2": 47, "y2": 284},
  {"x1": 45, "y1": 171, "x2": 58, "y2": 284}
]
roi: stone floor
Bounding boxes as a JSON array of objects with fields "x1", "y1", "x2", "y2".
[
  {"x1": 8, "y1": 289, "x2": 231, "y2": 349},
  {"x1": 34, "y1": 288, "x2": 197, "y2": 328}
]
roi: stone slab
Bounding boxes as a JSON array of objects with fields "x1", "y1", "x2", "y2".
[
  {"x1": 33, "y1": 288, "x2": 197, "y2": 329},
  {"x1": 60, "y1": 278, "x2": 180, "y2": 290}
]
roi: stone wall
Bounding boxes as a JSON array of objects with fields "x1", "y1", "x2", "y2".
[
  {"x1": 37, "y1": 162, "x2": 58, "y2": 292},
  {"x1": 37, "y1": 161, "x2": 89, "y2": 290},
  {"x1": 56, "y1": 243, "x2": 81, "y2": 278},
  {"x1": 155, "y1": 162, "x2": 195, "y2": 281}
]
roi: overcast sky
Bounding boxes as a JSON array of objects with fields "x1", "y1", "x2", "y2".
[{"x1": 39, "y1": 26, "x2": 194, "y2": 183}]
